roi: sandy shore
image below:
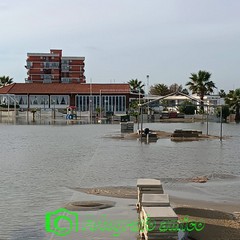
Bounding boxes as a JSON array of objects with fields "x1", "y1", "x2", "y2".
[
  {"x1": 117, "y1": 130, "x2": 223, "y2": 141},
  {"x1": 73, "y1": 186, "x2": 240, "y2": 240}
]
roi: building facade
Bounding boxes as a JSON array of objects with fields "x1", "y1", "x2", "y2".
[
  {"x1": 25, "y1": 49, "x2": 85, "y2": 84},
  {"x1": 0, "y1": 83, "x2": 132, "y2": 114}
]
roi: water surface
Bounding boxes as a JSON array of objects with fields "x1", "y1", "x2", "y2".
[{"x1": 0, "y1": 122, "x2": 239, "y2": 239}]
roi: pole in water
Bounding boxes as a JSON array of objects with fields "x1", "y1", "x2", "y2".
[
  {"x1": 220, "y1": 105, "x2": 223, "y2": 141},
  {"x1": 141, "y1": 107, "x2": 143, "y2": 135},
  {"x1": 206, "y1": 105, "x2": 209, "y2": 135},
  {"x1": 140, "y1": 107, "x2": 143, "y2": 141},
  {"x1": 137, "y1": 105, "x2": 140, "y2": 130}
]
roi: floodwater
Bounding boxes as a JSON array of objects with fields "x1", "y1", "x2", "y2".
[{"x1": 0, "y1": 120, "x2": 239, "y2": 239}]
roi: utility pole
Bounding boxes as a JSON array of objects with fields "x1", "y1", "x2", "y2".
[
  {"x1": 147, "y1": 75, "x2": 150, "y2": 121},
  {"x1": 90, "y1": 78, "x2": 92, "y2": 124},
  {"x1": 220, "y1": 105, "x2": 223, "y2": 141},
  {"x1": 99, "y1": 90, "x2": 102, "y2": 119}
]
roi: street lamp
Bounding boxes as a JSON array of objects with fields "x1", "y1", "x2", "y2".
[
  {"x1": 138, "y1": 87, "x2": 141, "y2": 130},
  {"x1": 43, "y1": 98, "x2": 46, "y2": 110},
  {"x1": 89, "y1": 98, "x2": 92, "y2": 124},
  {"x1": 99, "y1": 90, "x2": 102, "y2": 119},
  {"x1": 147, "y1": 75, "x2": 150, "y2": 121},
  {"x1": 53, "y1": 99, "x2": 56, "y2": 119}
]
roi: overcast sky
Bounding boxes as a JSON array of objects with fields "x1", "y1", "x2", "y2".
[{"x1": 1, "y1": 0, "x2": 240, "y2": 92}]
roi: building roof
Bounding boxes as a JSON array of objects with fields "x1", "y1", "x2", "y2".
[
  {"x1": 0, "y1": 83, "x2": 130, "y2": 95},
  {"x1": 27, "y1": 53, "x2": 59, "y2": 57},
  {"x1": 61, "y1": 57, "x2": 85, "y2": 60}
]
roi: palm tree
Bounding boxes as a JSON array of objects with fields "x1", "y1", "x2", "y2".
[
  {"x1": 181, "y1": 88, "x2": 189, "y2": 95},
  {"x1": 218, "y1": 89, "x2": 226, "y2": 98},
  {"x1": 225, "y1": 89, "x2": 240, "y2": 122},
  {"x1": 149, "y1": 83, "x2": 170, "y2": 96},
  {"x1": 128, "y1": 79, "x2": 145, "y2": 94},
  {"x1": 186, "y1": 70, "x2": 216, "y2": 112},
  {"x1": 0, "y1": 76, "x2": 13, "y2": 87}
]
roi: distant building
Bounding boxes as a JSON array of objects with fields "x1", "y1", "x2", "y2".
[{"x1": 25, "y1": 49, "x2": 85, "y2": 84}]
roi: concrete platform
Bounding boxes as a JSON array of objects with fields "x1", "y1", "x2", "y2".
[
  {"x1": 142, "y1": 194, "x2": 170, "y2": 207},
  {"x1": 137, "y1": 188, "x2": 164, "y2": 203},
  {"x1": 137, "y1": 179, "x2": 162, "y2": 188},
  {"x1": 142, "y1": 206, "x2": 178, "y2": 220}
]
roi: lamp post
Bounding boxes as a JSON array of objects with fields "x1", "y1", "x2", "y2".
[
  {"x1": 206, "y1": 105, "x2": 209, "y2": 135},
  {"x1": 104, "y1": 98, "x2": 108, "y2": 117},
  {"x1": 138, "y1": 87, "x2": 141, "y2": 130},
  {"x1": 89, "y1": 98, "x2": 92, "y2": 124},
  {"x1": 90, "y1": 78, "x2": 92, "y2": 124},
  {"x1": 53, "y1": 100, "x2": 56, "y2": 119},
  {"x1": 99, "y1": 90, "x2": 102, "y2": 119},
  {"x1": 220, "y1": 105, "x2": 223, "y2": 141},
  {"x1": 147, "y1": 75, "x2": 150, "y2": 121}
]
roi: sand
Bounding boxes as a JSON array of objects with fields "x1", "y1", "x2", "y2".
[
  {"x1": 73, "y1": 186, "x2": 240, "y2": 240},
  {"x1": 118, "y1": 130, "x2": 222, "y2": 141}
]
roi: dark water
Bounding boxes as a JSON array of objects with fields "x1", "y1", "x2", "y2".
[{"x1": 0, "y1": 122, "x2": 239, "y2": 239}]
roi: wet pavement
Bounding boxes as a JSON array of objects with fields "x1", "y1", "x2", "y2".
[{"x1": 48, "y1": 190, "x2": 139, "y2": 240}]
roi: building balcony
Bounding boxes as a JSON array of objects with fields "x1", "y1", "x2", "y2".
[
  {"x1": 43, "y1": 62, "x2": 60, "y2": 69},
  {"x1": 61, "y1": 78, "x2": 72, "y2": 83},
  {"x1": 25, "y1": 61, "x2": 33, "y2": 69},
  {"x1": 25, "y1": 78, "x2": 33, "y2": 83},
  {"x1": 43, "y1": 79, "x2": 52, "y2": 83}
]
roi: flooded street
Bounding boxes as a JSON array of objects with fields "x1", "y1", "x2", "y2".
[{"x1": 0, "y1": 122, "x2": 239, "y2": 239}]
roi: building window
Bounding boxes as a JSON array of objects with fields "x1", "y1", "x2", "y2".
[
  {"x1": 75, "y1": 95, "x2": 126, "y2": 113},
  {"x1": 61, "y1": 78, "x2": 71, "y2": 83},
  {"x1": 29, "y1": 95, "x2": 49, "y2": 107},
  {"x1": 15, "y1": 95, "x2": 28, "y2": 106},
  {"x1": 26, "y1": 61, "x2": 32, "y2": 69},
  {"x1": 62, "y1": 60, "x2": 69, "y2": 65},
  {"x1": 50, "y1": 95, "x2": 69, "y2": 106}
]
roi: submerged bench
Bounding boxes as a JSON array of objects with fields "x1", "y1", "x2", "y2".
[{"x1": 171, "y1": 129, "x2": 202, "y2": 138}]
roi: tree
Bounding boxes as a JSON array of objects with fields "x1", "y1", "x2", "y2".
[
  {"x1": 0, "y1": 76, "x2": 13, "y2": 87},
  {"x1": 225, "y1": 88, "x2": 240, "y2": 122},
  {"x1": 128, "y1": 79, "x2": 145, "y2": 94},
  {"x1": 216, "y1": 105, "x2": 230, "y2": 123},
  {"x1": 150, "y1": 84, "x2": 170, "y2": 96},
  {"x1": 186, "y1": 70, "x2": 216, "y2": 112},
  {"x1": 95, "y1": 107, "x2": 104, "y2": 117},
  {"x1": 181, "y1": 88, "x2": 189, "y2": 95},
  {"x1": 169, "y1": 83, "x2": 182, "y2": 93},
  {"x1": 128, "y1": 100, "x2": 140, "y2": 122},
  {"x1": 218, "y1": 89, "x2": 226, "y2": 98},
  {"x1": 178, "y1": 100, "x2": 197, "y2": 115}
]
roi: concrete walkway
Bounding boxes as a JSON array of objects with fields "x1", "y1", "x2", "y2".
[{"x1": 48, "y1": 191, "x2": 138, "y2": 240}]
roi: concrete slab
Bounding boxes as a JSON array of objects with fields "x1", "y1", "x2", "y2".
[
  {"x1": 137, "y1": 178, "x2": 161, "y2": 187},
  {"x1": 137, "y1": 188, "x2": 164, "y2": 203},
  {"x1": 142, "y1": 194, "x2": 170, "y2": 206},
  {"x1": 142, "y1": 207, "x2": 178, "y2": 219}
]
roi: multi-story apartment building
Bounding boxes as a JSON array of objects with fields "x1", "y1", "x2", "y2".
[{"x1": 25, "y1": 49, "x2": 85, "y2": 84}]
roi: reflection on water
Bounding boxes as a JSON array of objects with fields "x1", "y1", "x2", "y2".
[{"x1": 0, "y1": 121, "x2": 239, "y2": 239}]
